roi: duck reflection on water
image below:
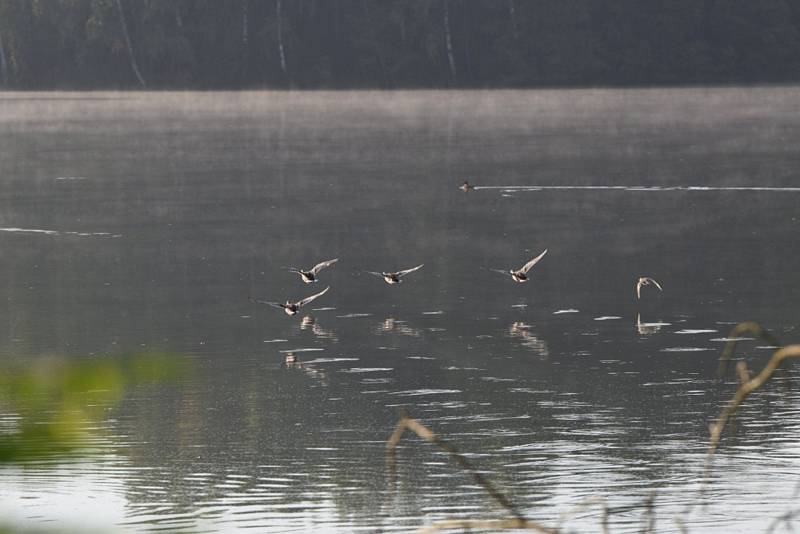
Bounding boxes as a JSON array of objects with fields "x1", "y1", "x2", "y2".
[
  {"x1": 299, "y1": 315, "x2": 338, "y2": 341},
  {"x1": 508, "y1": 321, "x2": 549, "y2": 359},
  {"x1": 636, "y1": 313, "x2": 664, "y2": 335},
  {"x1": 281, "y1": 352, "x2": 328, "y2": 382},
  {"x1": 375, "y1": 317, "x2": 423, "y2": 337}
]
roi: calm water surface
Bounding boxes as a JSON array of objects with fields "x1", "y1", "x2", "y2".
[{"x1": 1, "y1": 89, "x2": 799, "y2": 532}]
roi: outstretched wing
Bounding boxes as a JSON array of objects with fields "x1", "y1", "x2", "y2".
[
  {"x1": 518, "y1": 249, "x2": 548, "y2": 274},
  {"x1": 487, "y1": 268, "x2": 510, "y2": 276},
  {"x1": 249, "y1": 296, "x2": 283, "y2": 309},
  {"x1": 364, "y1": 270, "x2": 385, "y2": 278},
  {"x1": 397, "y1": 264, "x2": 424, "y2": 278},
  {"x1": 636, "y1": 280, "x2": 643, "y2": 300},
  {"x1": 645, "y1": 277, "x2": 663, "y2": 291},
  {"x1": 297, "y1": 286, "x2": 330, "y2": 308},
  {"x1": 311, "y1": 258, "x2": 339, "y2": 275}
]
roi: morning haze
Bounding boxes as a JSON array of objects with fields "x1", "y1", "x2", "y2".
[{"x1": 1, "y1": 2, "x2": 800, "y2": 534}]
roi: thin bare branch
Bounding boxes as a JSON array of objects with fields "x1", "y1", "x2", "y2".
[
  {"x1": 718, "y1": 321, "x2": 780, "y2": 376},
  {"x1": 386, "y1": 410, "x2": 531, "y2": 523},
  {"x1": 556, "y1": 495, "x2": 609, "y2": 534},
  {"x1": 418, "y1": 519, "x2": 555, "y2": 533},
  {"x1": 641, "y1": 491, "x2": 656, "y2": 534},
  {"x1": 706, "y1": 344, "x2": 800, "y2": 481},
  {"x1": 766, "y1": 508, "x2": 800, "y2": 534}
]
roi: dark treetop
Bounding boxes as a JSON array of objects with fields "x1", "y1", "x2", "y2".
[{"x1": 1, "y1": 0, "x2": 800, "y2": 90}]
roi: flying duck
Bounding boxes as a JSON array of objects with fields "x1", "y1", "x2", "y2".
[
  {"x1": 288, "y1": 258, "x2": 339, "y2": 283},
  {"x1": 490, "y1": 249, "x2": 548, "y2": 283},
  {"x1": 460, "y1": 181, "x2": 475, "y2": 193},
  {"x1": 636, "y1": 277, "x2": 662, "y2": 299},
  {"x1": 365, "y1": 264, "x2": 424, "y2": 284},
  {"x1": 249, "y1": 286, "x2": 330, "y2": 315}
]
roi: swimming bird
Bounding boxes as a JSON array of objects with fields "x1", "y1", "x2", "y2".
[
  {"x1": 249, "y1": 286, "x2": 330, "y2": 315},
  {"x1": 460, "y1": 181, "x2": 475, "y2": 193},
  {"x1": 365, "y1": 264, "x2": 424, "y2": 284},
  {"x1": 490, "y1": 249, "x2": 548, "y2": 283},
  {"x1": 288, "y1": 258, "x2": 338, "y2": 283},
  {"x1": 636, "y1": 277, "x2": 662, "y2": 299}
]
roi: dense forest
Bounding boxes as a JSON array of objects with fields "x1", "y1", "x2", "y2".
[{"x1": 1, "y1": 0, "x2": 800, "y2": 89}]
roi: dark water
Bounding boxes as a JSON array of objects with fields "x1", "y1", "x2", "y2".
[{"x1": 1, "y1": 89, "x2": 799, "y2": 532}]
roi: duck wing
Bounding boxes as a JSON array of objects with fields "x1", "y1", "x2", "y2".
[
  {"x1": 311, "y1": 258, "x2": 339, "y2": 275},
  {"x1": 364, "y1": 270, "x2": 385, "y2": 278},
  {"x1": 296, "y1": 286, "x2": 330, "y2": 308},
  {"x1": 518, "y1": 249, "x2": 548, "y2": 274},
  {"x1": 249, "y1": 296, "x2": 284, "y2": 309},
  {"x1": 396, "y1": 264, "x2": 424, "y2": 278},
  {"x1": 645, "y1": 277, "x2": 663, "y2": 291}
]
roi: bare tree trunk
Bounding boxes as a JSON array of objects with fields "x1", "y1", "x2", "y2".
[
  {"x1": 241, "y1": 0, "x2": 249, "y2": 80},
  {"x1": 443, "y1": 0, "x2": 457, "y2": 83},
  {"x1": 361, "y1": 0, "x2": 388, "y2": 88},
  {"x1": 174, "y1": 4, "x2": 183, "y2": 28},
  {"x1": 276, "y1": 0, "x2": 288, "y2": 80},
  {"x1": 0, "y1": 30, "x2": 9, "y2": 87},
  {"x1": 114, "y1": 0, "x2": 146, "y2": 87}
]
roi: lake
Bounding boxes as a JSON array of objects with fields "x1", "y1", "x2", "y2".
[{"x1": 1, "y1": 88, "x2": 799, "y2": 533}]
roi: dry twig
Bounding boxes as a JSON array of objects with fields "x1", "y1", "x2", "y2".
[
  {"x1": 706, "y1": 327, "x2": 800, "y2": 481},
  {"x1": 717, "y1": 321, "x2": 780, "y2": 376},
  {"x1": 386, "y1": 409, "x2": 558, "y2": 533}
]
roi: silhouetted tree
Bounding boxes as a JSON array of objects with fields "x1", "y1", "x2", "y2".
[
  {"x1": 0, "y1": 0, "x2": 799, "y2": 89},
  {"x1": 114, "y1": 0, "x2": 146, "y2": 86}
]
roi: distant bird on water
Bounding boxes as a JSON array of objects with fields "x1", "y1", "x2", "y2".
[
  {"x1": 288, "y1": 258, "x2": 339, "y2": 283},
  {"x1": 460, "y1": 181, "x2": 475, "y2": 193},
  {"x1": 365, "y1": 264, "x2": 424, "y2": 284},
  {"x1": 636, "y1": 277, "x2": 662, "y2": 299},
  {"x1": 249, "y1": 286, "x2": 330, "y2": 315},
  {"x1": 490, "y1": 249, "x2": 548, "y2": 283}
]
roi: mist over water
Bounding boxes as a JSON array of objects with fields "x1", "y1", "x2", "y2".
[{"x1": 1, "y1": 89, "x2": 800, "y2": 532}]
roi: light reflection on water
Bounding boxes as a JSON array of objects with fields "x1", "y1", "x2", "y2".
[{"x1": 1, "y1": 89, "x2": 800, "y2": 532}]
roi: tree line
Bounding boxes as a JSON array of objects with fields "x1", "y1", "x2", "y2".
[{"x1": 1, "y1": 0, "x2": 800, "y2": 90}]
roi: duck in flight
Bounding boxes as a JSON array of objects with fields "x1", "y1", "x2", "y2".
[
  {"x1": 288, "y1": 258, "x2": 338, "y2": 283},
  {"x1": 490, "y1": 249, "x2": 548, "y2": 283},
  {"x1": 249, "y1": 286, "x2": 330, "y2": 315},
  {"x1": 365, "y1": 264, "x2": 424, "y2": 284},
  {"x1": 636, "y1": 277, "x2": 662, "y2": 299},
  {"x1": 460, "y1": 181, "x2": 475, "y2": 193}
]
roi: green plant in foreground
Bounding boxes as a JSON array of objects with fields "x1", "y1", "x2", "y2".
[{"x1": 0, "y1": 352, "x2": 187, "y2": 463}]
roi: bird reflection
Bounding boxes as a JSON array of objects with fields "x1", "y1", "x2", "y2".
[
  {"x1": 508, "y1": 322, "x2": 549, "y2": 358},
  {"x1": 375, "y1": 317, "x2": 422, "y2": 337},
  {"x1": 636, "y1": 313, "x2": 663, "y2": 335},
  {"x1": 299, "y1": 315, "x2": 338, "y2": 341},
  {"x1": 282, "y1": 352, "x2": 328, "y2": 382}
]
